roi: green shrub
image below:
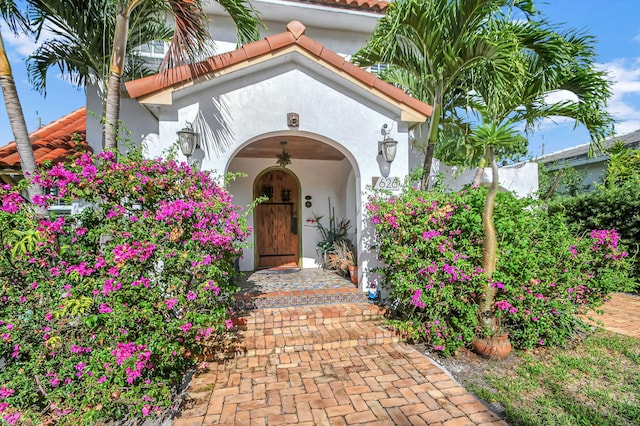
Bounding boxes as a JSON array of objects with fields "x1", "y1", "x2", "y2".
[
  {"x1": 0, "y1": 150, "x2": 249, "y2": 424},
  {"x1": 367, "y1": 185, "x2": 635, "y2": 355},
  {"x1": 548, "y1": 143, "x2": 640, "y2": 280},
  {"x1": 549, "y1": 179, "x2": 640, "y2": 280}
]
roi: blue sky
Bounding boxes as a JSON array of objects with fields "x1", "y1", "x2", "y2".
[{"x1": 1, "y1": 0, "x2": 639, "y2": 157}]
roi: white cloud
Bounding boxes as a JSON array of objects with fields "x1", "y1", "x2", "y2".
[
  {"x1": 616, "y1": 120, "x2": 640, "y2": 136},
  {"x1": 597, "y1": 58, "x2": 640, "y2": 135},
  {"x1": 544, "y1": 90, "x2": 580, "y2": 104},
  {"x1": 0, "y1": 22, "x2": 38, "y2": 59}
]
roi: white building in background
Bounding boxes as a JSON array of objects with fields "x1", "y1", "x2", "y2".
[{"x1": 535, "y1": 129, "x2": 640, "y2": 191}]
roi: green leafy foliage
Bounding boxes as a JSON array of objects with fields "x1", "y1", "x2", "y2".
[
  {"x1": 549, "y1": 144, "x2": 640, "y2": 279},
  {"x1": 0, "y1": 149, "x2": 250, "y2": 424},
  {"x1": 367, "y1": 185, "x2": 635, "y2": 355}
]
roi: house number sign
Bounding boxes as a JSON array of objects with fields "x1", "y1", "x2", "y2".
[{"x1": 372, "y1": 176, "x2": 401, "y2": 191}]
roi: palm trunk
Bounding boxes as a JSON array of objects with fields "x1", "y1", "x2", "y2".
[
  {"x1": 543, "y1": 170, "x2": 564, "y2": 202},
  {"x1": 103, "y1": 11, "x2": 130, "y2": 150},
  {"x1": 419, "y1": 101, "x2": 441, "y2": 190},
  {"x1": 473, "y1": 157, "x2": 487, "y2": 186},
  {"x1": 479, "y1": 146, "x2": 499, "y2": 332},
  {"x1": 420, "y1": 142, "x2": 436, "y2": 190},
  {"x1": 0, "y1": 34, "x2": 44, "y2": 209},
  {"x1": 473, "y1": 166, "x2": 484, "y2": 186}
]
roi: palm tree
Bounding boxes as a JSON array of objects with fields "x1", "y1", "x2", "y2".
[
  {"x1": 0, "y1": 0, "x2": 43, "y2": 205},
  {"x1": 27, "y1": 0, "x2": 261, "y2": 150},
  {"x1": 466, "y1": 19, "x2": 613, "y2": 334},
  {"x1": 27, "y1": 1, "x2": 173, "y2": 97},
  {"x1": 106, "y1": 0, "x2": 261, "y2": 150},
  {"x1": 353, "y1": 0, "x2": 537, "y2": 190}
]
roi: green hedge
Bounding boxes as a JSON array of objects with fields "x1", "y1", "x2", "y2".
[{"x1": 549, "y1": 180, "x2": 640, "y2": 280}]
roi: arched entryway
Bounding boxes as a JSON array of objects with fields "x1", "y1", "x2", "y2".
[{"x1": 253, "y1": 167, "x2": 301, "y2": 269}]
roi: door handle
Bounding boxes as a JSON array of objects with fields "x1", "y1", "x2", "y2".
[{"x1": 291, "y1": 211, "x2": 298, "y2": 235}]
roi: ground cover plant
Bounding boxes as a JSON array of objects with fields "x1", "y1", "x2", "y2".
[
  {"x1": 0, "y1": 150, "x2": 250, "y2": 424},
  {"x1": 367, "y1": 184, "x2": 636, "y2": 355},
  {"x1": 451, "y1": 329, "x2": 640, "y2": 425}
]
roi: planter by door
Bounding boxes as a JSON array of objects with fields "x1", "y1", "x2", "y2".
[{"x1": 348, "y1": 265, "x2": 358, "y2": 285}]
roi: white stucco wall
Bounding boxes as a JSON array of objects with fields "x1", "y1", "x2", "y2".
[
  {"x1": 204, "y1": 1, "x2": 379, "y2": 57},
  {"x1": 86, "y1": 83, "x2": 164, "y2": 156},
  {"x1": 151, "y1": 64, "x2": 407, "y2": 172},
  {"x1": 206, "y1": 16, "x2": 374, "y2": 58},
  {"x1": 440, "y1": 162, "x2": 539, "y2": 197},
  {"x1": 124, "y1": 58, "x2": 415, "y2": 290}
]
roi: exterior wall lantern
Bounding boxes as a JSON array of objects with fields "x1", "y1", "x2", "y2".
[
  {"x1": 380, "y1": 123, "x2": 398, "y2": 163},
  {"x1": 176, "y1": 122, "x2": 199, "y2": 158},
  {"x1": 276, "y1": 141, "x2": 292, "y2": 168}
]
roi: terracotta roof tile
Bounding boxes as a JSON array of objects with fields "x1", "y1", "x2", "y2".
[
  {"x1": 373, "y1": 78, "x2": 411, "y2": 101},
  {"x1": 297, "y1": 35, "x2": 324, "y2": 56},
  {"x1": 341, "y1": 60, "x2": 376, "y2": 87},
  {"x1": 319, "y1": 47, "x2": 346, "y2": 69},
  {"x1": 287, "y1": 20, "x2": 307, "y2": 39},
  {"x1": 125, "y1": 21, "x2": 432, "y2": 119},
  {"x1": 266, "y1": 32, "x2": 296, "y2": 51},
  {"x1": 0, "y1": 107, "x2": 91, "y2": 171},
  {"x1": 286, "y1": 0, "x2": 388, "y2": 12},
  {"x1": 226, "y1": 47, "x2": 248, "y2": 64},
  {"x1": 242, "y1": 39, "x2": 272, "y2": 59}
]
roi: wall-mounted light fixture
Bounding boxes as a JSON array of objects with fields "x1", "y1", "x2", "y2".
[
  {"x1": 380, "y1": 124, "x2": 398, "y2": 163},
  {"x1": 177, "y1": 122, "x2": 200, "y2": 159}
]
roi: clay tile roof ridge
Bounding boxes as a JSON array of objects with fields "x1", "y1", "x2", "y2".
[
  {"x1": 0, "y1": 106, "x2": 90, "y2": 170},
  {"x1": 31, "y1": 106, "x2": 86, "y2": 137},
  {"x1": 125, "y1": 21, "x2": 432, "y2": 118},
  {"x1": 287, "y1": 0, "x2": 388, "y2": 12}
]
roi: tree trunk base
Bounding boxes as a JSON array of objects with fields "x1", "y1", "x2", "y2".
[{"x1": 471, "y1": 334, "x2": 512, "y2": 359}]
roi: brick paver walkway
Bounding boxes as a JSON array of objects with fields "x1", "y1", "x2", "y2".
[
  {"x1": 582, "y1": 292, "x2": 640, "y2": 338},
  {"x1": 172, "y1": 278, "x2": 638, "y2": 426},
  {"x1": 173, "y1": 303, "x2": 507, "y2": 426}
]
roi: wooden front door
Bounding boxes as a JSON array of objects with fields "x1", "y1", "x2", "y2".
[{"x1": 255, "y1": 169, "x2": 299, "y2": 268}]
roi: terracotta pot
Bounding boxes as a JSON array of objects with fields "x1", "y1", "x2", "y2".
[
  {"x1": 348, "y1": 265, "x2": 358, "y2": 285},
  {"x1": 471, "y1": 333, "x2": 512, "y2": 359}
]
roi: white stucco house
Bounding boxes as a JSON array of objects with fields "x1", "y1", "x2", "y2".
[
  {"x1": 74, "y1": 0, "x2": 538, "y2": 290},
  {"x1": 82, "y1": 0, "x2": 435, "y2": 290}
]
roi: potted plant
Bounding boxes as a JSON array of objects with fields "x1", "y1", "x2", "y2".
[
  {"x1": 324, "y1": 239, "x2": 357, "y2": 283},
  {"x1": 307, "y1": 203, "x2": 351, "y2": 267},
  {"x1": 472, "y1": 306, "x2": 512, "y2": 359}
]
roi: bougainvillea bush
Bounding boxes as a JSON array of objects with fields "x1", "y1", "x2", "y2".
[
  {"x1": 0, "y1": 150, "x2": 249, "y2": 424},
  {"x1": 367, "y1": 185, "x2": 635, "y2": 356}
]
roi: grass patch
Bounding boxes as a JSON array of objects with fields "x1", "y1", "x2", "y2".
[{"x1": 464, "y1": 330, "x2": 640, "y2": 425}]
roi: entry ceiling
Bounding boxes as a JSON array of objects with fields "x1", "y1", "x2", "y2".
[{"x1": 236, "y1": 135, "x2": 346, "y2": 161}]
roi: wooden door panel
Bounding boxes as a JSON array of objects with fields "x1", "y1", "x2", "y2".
[
  {"x1": 257, "y1": 205, "x2": 293, "y2": 255},
  {"x1": 255, "y1": 170, "x2": 299, "y2": 268}
]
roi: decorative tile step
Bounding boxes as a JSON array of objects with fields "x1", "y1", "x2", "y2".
[{"x1": 233, "y1": 287, "x2": 370, "y2": 310}]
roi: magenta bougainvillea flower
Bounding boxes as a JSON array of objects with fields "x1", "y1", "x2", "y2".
[{"x1": 0, "y1": 150, "x2": 249, "y2": 424}]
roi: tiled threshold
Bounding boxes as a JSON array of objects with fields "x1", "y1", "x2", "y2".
[{"x1": 233, "y1": 287, "x2": 370, "y2": 310}]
